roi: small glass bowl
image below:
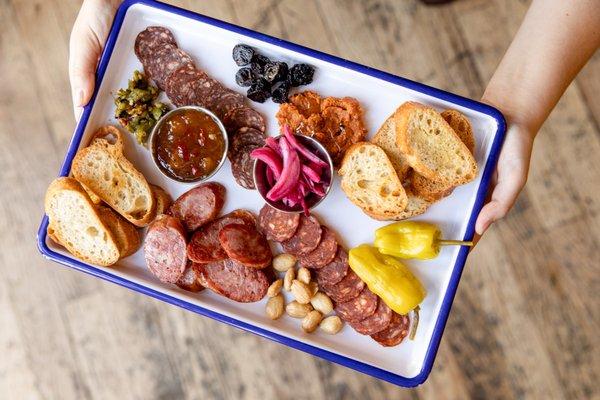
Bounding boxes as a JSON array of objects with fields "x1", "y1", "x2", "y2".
[
  {"x1": 253, "y1": 134, "x2": 334, "y2": 213},
  {"x1": 148, "y1": 106, "x2": 229, "y2": 184}
]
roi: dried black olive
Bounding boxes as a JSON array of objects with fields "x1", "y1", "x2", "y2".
[
  {"x1": 272, "y1": 81, "x2": 291, "y2": 104},
  {"x1": 263, "y1": 61, "x2": 289, "y2": 83},
  {"x1": 289, "y1": 63, "x2": 315, "y2": 86},
  {"x1": 247, "y1": 79, "x2": 272, "y2": 103},
  {"x1": 232, "y1": 44, "x2": 255, "y2": 66},
  {"x1": 235, "y1": 67, "x2": 256, "y2": 87}
]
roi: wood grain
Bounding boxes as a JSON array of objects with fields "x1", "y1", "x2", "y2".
[{"x1": 0, "y1": 0, "x2": 598, "y2": 399}]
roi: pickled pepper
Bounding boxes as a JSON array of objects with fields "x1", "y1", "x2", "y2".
[
  {"x1": 348, "y1": 245, "x2": 426, "y2": 315},
  {"x1": 374, "y1": 221, "x2": 473, "y2": 260}
]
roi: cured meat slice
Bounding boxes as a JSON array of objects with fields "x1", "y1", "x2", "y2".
[
  {"x1": 207, "y1": 89, "x2": 245, "y2": 121},
  {"x1": 198, "y1": 259, "x2": 269, "y2": 302},
  {"x1": 219, "y1": 224, "x2": 272, "y2": 268},
  {"x1": 144, "y1": 214, "x2": 187, "y2": 284},
  {"x1": 258, "y1": 204, "x2": 300, "y2": 242},
  {"x1": 334, "y1": 287, "x2": 378, "y2": 322},
  {"x1": 298, "y1": 226, "x2": 338, "y2": 269},
  {"x1": 168, "y1": 182, "x2": 225, "y2": 232},
  {"x1": 231, "y1": 144, "x2": 260, "y2": 189},
  {"x1": 190, "y1": 75, "x2": 225, "y2": 109},
  {"x1": 222, "y1": 106, "x2": 266, "y2": 135},
  {"x1": 316, "y1": 247, "x2": 349, "y2": 287},
  {"x1": 371, "y1": 312, "x2": 410, "y2": 347},
  {"x1": 165, "y1": 65, "x2": 208, "y2": 107},
  {"x1": 143, "y1": 43, "x2": 195, "y2": 90},
  {"x1": 176, "y1": 262, "x2": 205, "y2": 292},
  {"x1": 349, "y1": 299, "x2": 393, "y2": 335},
  {"x1": 229, "y1": 127, "x2": 265, "y2": 160},
  {"x1": 321, "y1": 269, "x2": 364, "y2": 303},
  {"x1": 281, "y1": 215, "x2": 322, "y2": 256},
  {"x1": 135, "y1": 26, "x2": 176, "y2": 64}
]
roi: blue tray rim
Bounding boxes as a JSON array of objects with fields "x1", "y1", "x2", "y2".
[{"x1": 37, "y1": 0, "x2": 506, "y2": 388}]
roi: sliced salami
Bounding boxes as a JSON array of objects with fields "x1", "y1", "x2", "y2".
[
  {"x1": 334, "y1": 287, "x2": 378, "y2": 322},
  {"x1": 298, "y1": 226, "x2": 338, "y2": 269},
  {"x1": 321, "y1": 269, "x2": 364, "y2": 303},
  {"x1": 222, "y1": 106, "x2": 266, "y2": 135},
  {"x1": 219, "y1": 223, "x2": 272, "y2": 268},
  {"x1": 258, "y1": 204, "x2": 300, "y2": 242},
  {"x1": 135, "y1": 26, "x2": 176, "y2": 64},
  {"x1": 165, "y1": 65, "x2": 208, "y2": 107},
  {"x1": 207, "y1": 89, "x2": 245, "y2": 121},
  {"x1": 316, "y1": 247, "x2": 349, "y2": 287},
  {"x1": 191, "y1": 75, "x2": 225, "y2": 109},
  {"x1": 229, "y1": 127, "x2": 265, "y2": 160},
  {"x1": 176, "y1": 262, "x2": 205, "y2": 292},
  {"x1": 144, "y1": 214, "x2": 187, "y2": 284},
  {"x1": 282, "y1": 215, "x2": 322, "y2": 256},
  {"x1": 348, "y1": 299, "x2": 393, "y2": 335},
  {"x1": 198, "y1": 259, "x2": 269, "y2": 302},
  {"x1": 168, "y1": 182, "x2": 226, "y2": 232},
  {"x1": 231, "y1": 144, "x2": 260, "y2": 189},
  {"x1": 143, "y1": 43, "x2": 195, "y2": 90},
  {"x1": 370, "y1": 312, "x2": 410, "y2": 347}
]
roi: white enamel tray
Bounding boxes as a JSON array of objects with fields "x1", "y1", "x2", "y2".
[{"x1": 38, "y1": 0, "x2": 505, "y2": 387}]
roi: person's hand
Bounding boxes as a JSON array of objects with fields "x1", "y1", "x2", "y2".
[
  {"x1": 474, "y1": 119, "x2": 534, "y2": 237},
  {"x1": 69, "y1": 0, "x2": 120, "y2": 120}
]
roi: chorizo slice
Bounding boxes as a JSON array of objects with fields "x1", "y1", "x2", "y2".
[
  {"x1": 144, "y1": 214, "x2": 187, "y2": 284},
  {"x1": 219, "y1": 224, "x2": 272, "y2": 268},
  {"x1": 168, "y1": 182, "x2": 225, "y2": 232},
  {"x1": 348, "y1": 299, "x2": 392, "y2": 335},
  {"x1": 281, "y1": 214, "x2": 322, "y2": 255},
  {"x1": 321, "y1": 269, "x2": 364, "y2": 303},
  {"x1": 334, "y1": 287, "x2": 378, "y2": 322},
  {"x1": 258, "y1": 204, "x2": 300, "y2": 242},
  {"x1": 176, "y1": 262, "x2": 205, "y2": 292},
  {"x1": 370, "y1": 312, "x2": 410, "y2": 347},
  {"x1": 316, "y1": 247, "x2": 349, "y2": 287},
  {"x1": 298, "y1": 226, "x2": 338, "y2": 269},
  {"x1": 198, "y1": 259, "x2": 269, "y2": 302}
]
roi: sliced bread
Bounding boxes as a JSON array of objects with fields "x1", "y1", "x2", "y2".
[
  {"x1": 339, "y1": 142, "x2": 408, "y2": 219},
  {"x1": 72, "y1": 126, "x2": 155, "y2": 227},
  {"x1": 44, "y1": 177, "x2": 120, "y2": 266},
  {"x1": 371, "y1": 114, "x2": 411, "y2": 180},
  {"x1": 365, "y1": 189, "x2": 430, "y2": 221},
  {"x1": 150, "y1": 184, "x2": 173, "y2": 217},
  {"x1": 80, "y1": 182, "x2": 103, "y2": 205},
  {"x1": 441, "y1": 109, "x2": 475, "y2": 154},
  {"x1": 395, "y1": 102, "x2": 477, "y2": 186},
  {"x1": 96, "y1": 206, "x2": 141, "y2": 258}
]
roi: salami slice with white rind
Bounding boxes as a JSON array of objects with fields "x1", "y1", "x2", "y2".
[
  {"x1": 370, "y1": 312, "x2": 410, "y2": 347},
  {"x1": 348, "y1": 299, "x2": 392, "y2": 335},
  {"x1": 334, "y1": 287, "x2": 378, "y2": 322},
  {"x1": 282, "y1": 215, "x2": 322, "y2": 255}
]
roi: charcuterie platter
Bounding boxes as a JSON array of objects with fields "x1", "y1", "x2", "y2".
[{"x1": 37, "y1": 0, "x2": 505, "y2": 388}]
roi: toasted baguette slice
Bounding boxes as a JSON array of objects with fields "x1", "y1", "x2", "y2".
[
  {"x1": 371, "y1": 114, "x2": 411, "y2": 181},
  {"x1": 44, "y1": 177, "x2": 120, "y2": 266},
  {"x1": 365, "y1": 189, "x2": 430, "y2": 221},
  {"x1": 150, "y1": 184, "x2": 173, "y2": 217},
  {"x1": 441, "y1": 109, "x2": 475, "y2": 154},
  {"x1": 80, "y1": 182, "x2": 103, "y2": 205},
  {"x1": 72, "y1": 126, "x2": 155, "y2": 227},
  {"x1": 395, "y1": 102, "x2": 477, "y2": 185},
  {"x1": 96, "y1": 206, "x2": 141, "y2": 258},
  {"x1": 339, "y1": 142, "x2": 408, "y2": 219}
]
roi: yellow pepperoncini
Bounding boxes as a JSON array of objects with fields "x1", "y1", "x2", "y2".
[
  {"x1": 348, "y1": 244, "x2": 426, "y2": 315},
  {"x1": 374, "y1": 221, "x2": 473, "y2": 260}
]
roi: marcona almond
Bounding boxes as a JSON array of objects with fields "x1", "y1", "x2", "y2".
[
  {"x1": 320, "y1": 316, "x2": 343, "y2": 334},
  {"x1": 284, "y1": 268, "x2": 295, "y2": 291},
  {"x1": 291, "y1": 280, "x2": 311, "y2": 304},
  {"x1": 273, "y1": 253, "x2": 296, "y2": 272},
  {"x1": 297, "y1": 267, "x2": 311, "y2": 285},
  {"x1": 286, "y1": 301, "x2": 313, "y2": 318},
  {"x1": 308, "y1": 281, "x2": 319, "y2": 297},
  {"x1": 302, "y1": 310, "x2": 323, "y2": 333},
  {"x1": 310, "y1": 292, "x2": 333, "y2": 315},
  {"x1": 266, "y1": 293, "x2": 284, "y2": 320},
  {"x1": 267, "y1": 279, "x2": 283, "y2": 297}
]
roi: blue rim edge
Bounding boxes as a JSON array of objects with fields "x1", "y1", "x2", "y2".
[{"x1": 37, "y1": 0, "x2": 506, "y2": 388}]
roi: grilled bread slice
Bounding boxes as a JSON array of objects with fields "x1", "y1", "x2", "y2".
[
  {"x1": 72, "y1": 126, "x2": 155, "y2": 227},
  {"x1": 371, "y1": 114, "x2": 411, "y2": 181},
  {"x1": 339, "y1": 142, "x2": 408, "y2": 219},
  {"x1": 150, "y1": 184, "x2": 173, "y2": 217},
  {"x1": 395, "y1": 102, "x2": 477, "y2": 186},
  {"x1": 44, "y1": 177, "x2": 120, "y2": 266},
  {"x1": 411, "y1": 109, "x2": 476, "y2": 201},
  {"x1": 96, "y1": 206, "x2": 141, "y2": 258}
]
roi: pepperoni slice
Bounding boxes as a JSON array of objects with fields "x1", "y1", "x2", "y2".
[
  {"x1": 316, "y1": 247, "x2": 349, "y2": 287},
  {"x1": 197, "y1": 259, "x2": 269, "y2": 302},
  {"x1": 168, "y1": 182, "x2": 225, "y2": 232},
  {"x1": 282, "y1": 215, "x2": 322, "y2": 255},
  {"x1": 370, "y1": 312, "x2": 410, "y2": 347},
  {"x1": 298, "y1": 226, "x2": 338, "y2": 269},
  {"x1": 219, "y1": 224, "x2": 272, "y2": 268},
  {"x1": 144, "y1": 215, "x2": 187, "y2": 284},
  {"x1": 348, "y1": 299, "x2": 392, "y2": 335},
  {"x1": 334, "y1": 287, "x2": 378, "y2": 322},
  {"x1": 175, "y1": 262, "x2": 205, "y2": 292},
  {"x1": 258, "y1": 204, "x2": 300, "y2": 242},
  {"x1": 321, "y1": 269, "x2": 364, "y2": 303}
]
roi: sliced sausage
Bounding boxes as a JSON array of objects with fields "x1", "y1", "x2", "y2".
[
  {"x1": 144, "y1": 214, "x2": 187, "y2": 284},
  {"x1": 176, "y1": 262, "x2": 205, "y2": 292},
  {"x1": 219, "y1": 224, "x2": 272, "y2": 268},
  {"x1": 168, "y1": 182, "x2": 225, "y2": 232},
  {"x1": 334, "y1": 287, "x2": 378, "y2": 322},
  {"x1": 316, "y1": 247, "x2": 349, "y2": 287},
  {"x1": 258, "y1": 204, "x2": 300, "y2": 242},
  {"x1": 222, "y1": 106, "x2": 266, "y2": 136},
  {"x1": 371, "y1": 312, "x2": 410, "y2": 347},
  {"x1": 348, "y1": 299, "x2": 392, "y2": 335},
  {"x1": 281, "y1": 214, "x2": 322, "y2": 255},
  {"x1": 135, "y1": 26, "x2": 177, "y2": 64},
  {"x1": 143, "y1": 43, "x2": 195, "y2": 90},
  {"x1": 298, "y1": 226, "x2": 338, "y2": 269},
  {"x1": 197, "y1": 259, "x2": 269, "y2": 302},
  {"x1": 321, "y1": 269, "x2": 364, "y2": 303}
]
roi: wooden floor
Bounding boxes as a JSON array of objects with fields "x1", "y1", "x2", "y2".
[{"x1": 1, "y1": 0, "x2": 598, "y2": 399}]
